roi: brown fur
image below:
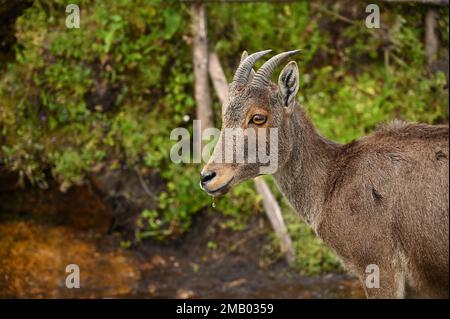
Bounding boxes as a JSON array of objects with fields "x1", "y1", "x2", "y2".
[
  {"x1": 317, "y1": 118, "x2": 449, "y2": 298},
  {"x1": 201, "y1": 53, "x2": 449, "y2": 298},
  {"x1": 275, "y1": 109, "x2": 448, "y2": 298}
]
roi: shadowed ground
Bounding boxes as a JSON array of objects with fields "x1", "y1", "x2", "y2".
[{"x1": 0, "y1": 213, "x2": 364, "y2": 299}]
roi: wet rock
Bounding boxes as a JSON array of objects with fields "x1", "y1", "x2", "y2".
[
  {"x1": 0, "y1": 221, "x2": 141, "y2": 298},
  {"x1": 89, "y1": 167, "x2": 164, "y2": 236},
  {"x1": 0, "y1": 166, "x2": 164, "y2": 236},
  {"x1": 0, "y1": 179, "x2": 113, "y2": 233}
]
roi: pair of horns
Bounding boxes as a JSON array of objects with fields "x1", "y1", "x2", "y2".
[{"x1": 232, "y1": 49, "x2": 301, "y2": 88}]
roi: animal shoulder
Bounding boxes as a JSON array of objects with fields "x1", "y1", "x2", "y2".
[
  {"x1": 373, "y1": 120, "x2": 449, "y2": 141},
  {"x1": 325, "y1": 120, "x2": 449, "y2": 200}
]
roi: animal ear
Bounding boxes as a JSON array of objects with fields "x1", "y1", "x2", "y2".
[
  {"x1": 278, "y1": 61, "x2": 299, "y2": 108},
  {"x1": 240, "y1": 50, "x2": 256, "y2": 81},
  {"x1": 240, "y1": 50, "x2": 248, "y2": 64}
]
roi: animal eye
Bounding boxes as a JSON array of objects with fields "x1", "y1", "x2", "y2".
[{"x1": 251, "y1": 114, "x2": 267, "y2": 125}]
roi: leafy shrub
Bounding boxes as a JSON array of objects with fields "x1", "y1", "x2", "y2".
[{"x1": 0, "y1": 1, "x2": 447, "y2": 274}]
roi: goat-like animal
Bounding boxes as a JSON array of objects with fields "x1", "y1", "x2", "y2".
[{"x1": 200, "y1": 50, "x2": 449, "y2": 298}]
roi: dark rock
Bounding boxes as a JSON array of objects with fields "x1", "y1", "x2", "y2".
[
  {"x1": 0, "y1": 177, "x2": 114, "y2": 233},
  {"x1": 0, "y1": 166, "x2": 164, "y2": 236},
  {"x1": 89, "y1": 167, "x2": 165, "y2": 237},
  {"x1": 0, "y1": 0, "x2": 33, "y2": 67}
]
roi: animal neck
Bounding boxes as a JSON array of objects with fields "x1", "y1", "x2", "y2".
[{"x1": 273, "y1": 105, "x2": 340, "y2": 226}]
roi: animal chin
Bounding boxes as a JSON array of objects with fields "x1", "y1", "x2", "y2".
[{"x1": 205, "y1": 179, "x2": 233, "y2": 197}]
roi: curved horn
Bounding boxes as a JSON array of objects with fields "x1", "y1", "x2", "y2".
[
  {"x1": 252, "y1": 49, "x2": 301, "y2": 87},
  {"x1": 232, "y1": 49, "x2": 272, "y2": 86},
  {"x1": 240, "y1": 50, "x2": 256, "y2": 81}
]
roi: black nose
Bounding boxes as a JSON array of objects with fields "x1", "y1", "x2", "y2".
[{"x1": 200, "y1": 171, "x2": 216, "y2": 186}]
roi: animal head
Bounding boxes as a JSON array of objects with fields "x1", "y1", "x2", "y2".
[{"x1": 200, "y1": 49, "x2": 301, "y2": 196}]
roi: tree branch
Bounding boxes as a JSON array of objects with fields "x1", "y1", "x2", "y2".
[
  {"x1": 191, "y1": 2, "x2": 214, "y2": 150},
  {"x1": 425, "y1": 8, "x2": 439, "y2": 66},
  {"x1": 381, "y1": 0, "x2": 448, "y2": 5}
]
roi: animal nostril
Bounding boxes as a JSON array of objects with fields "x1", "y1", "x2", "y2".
[{"x1": 201, "y1": 171, "x2": 216, "y2": 185}]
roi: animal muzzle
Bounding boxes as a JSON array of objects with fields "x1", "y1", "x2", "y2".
[{"x1": 200, "y1": 166, "x2": 234, "y2": 196}]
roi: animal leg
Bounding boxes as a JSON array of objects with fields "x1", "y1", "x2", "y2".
[{"x1": 359, "y1": 264, "x2": 406, "y2": 299}]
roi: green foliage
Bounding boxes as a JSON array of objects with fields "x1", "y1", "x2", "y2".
[
  {"x1": 0, "y1": 1, "x2": 448, "y2": 275},
  {"x1": 287, "y1": 217, "x2": 341, "y2": 275},
  {"x1": 0, "y1": 0, "x2": 190, "y2": 187},
  {"x1": 139, "y1": 164, "x2": 211, "y2": 240},
  {"x1": 305, "y1": 64, "x2": 448, "y2": 143},
  {"x1": 138, "y1": 163, "x2": 260, "y2": 240}
]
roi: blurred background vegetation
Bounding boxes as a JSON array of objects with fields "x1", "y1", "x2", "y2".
[{"x1": 0, "y1": 0, "x2": 448, "y2": 276}]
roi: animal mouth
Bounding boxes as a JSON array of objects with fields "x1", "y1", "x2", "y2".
[{"x1": 205, "y1": 178, "x2": 234, "y2": 197}]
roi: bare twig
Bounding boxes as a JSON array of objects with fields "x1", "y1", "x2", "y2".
[
  {"x1": 425, "y1": 9, "x2": 439, "y2": 66},
  {"x1": 254, "y1": 177, "x2": 296, "y2": 265},
  {"x1": 311, "y1": 3, "x2": 358, "y2": 26},
  {"x1": 208, "y1": 52, "x2": 229, "y2": 114},
  {"x1": 191, "y1": 2, "x2": 214, "y2": 151},
  {"x1": 381, "y1": 0, "x2": 448, "y2": 5},
  {"x1": 135, "y1": 168, "x2": 158, "y2": 201}
]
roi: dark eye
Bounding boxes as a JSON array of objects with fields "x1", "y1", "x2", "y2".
[{"x1": 251, "y1": 114, "x2": 267, "y2": 125}]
